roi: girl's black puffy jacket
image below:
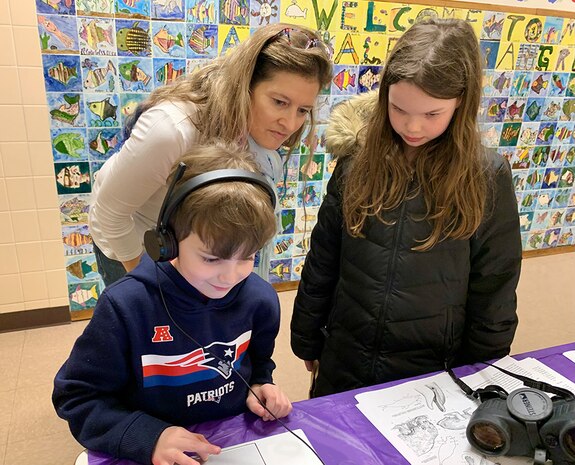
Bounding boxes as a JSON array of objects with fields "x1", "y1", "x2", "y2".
[{"x1": 290, "y1": 92, "x2": 522, "y2": 397}]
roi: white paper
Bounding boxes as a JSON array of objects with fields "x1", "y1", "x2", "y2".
[
  {"x1": 354, "y1": 355, "x2": 575, "y2": 465},
  {"x1": 563, "y1": 350, "x2": 575, "y2": 364},
  {"x1": 201, "y1": 429, "x2": 320, "y2": 465},
  {"x1": 501, "y1": 357, "x2": 575, "y2": 393}
]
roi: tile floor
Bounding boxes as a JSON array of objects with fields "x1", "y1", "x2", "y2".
[{"x1": 0, "y1": 252, "x2": 574, "y2": 465}]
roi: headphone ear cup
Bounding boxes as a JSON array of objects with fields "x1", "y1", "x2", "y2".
[
  {"x1": 144, "y1": 228, "x2": 178, "y2": 262},
  {"x1": 144, "y1": 229, "x2": 162, "y2": 262},
  {"x1": 161, "y1": 229, "x2": 178, "y2": 262}
]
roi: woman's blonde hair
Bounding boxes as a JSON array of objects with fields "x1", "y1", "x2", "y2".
[
  {"x1": 343, "y1": 18, "x2": 487, "y2": 251},
  {"x1": 127, "y1": 24, "x2": 332, "y2": 152},
  {"x1": 169, "y1": 142, "x2": 277, "y2": 259}
]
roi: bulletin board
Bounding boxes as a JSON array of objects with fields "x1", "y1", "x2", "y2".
[{"x1": 34, "y1": 0, "x2": 575, "y2": 317}]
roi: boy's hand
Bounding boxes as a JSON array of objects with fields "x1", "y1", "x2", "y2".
[
  {"x1": 152, "y1": 426, "x2": 221, "y2": 465},
  {"x1": 246, "y1": 383, "x2": 292, "y2": 421}
]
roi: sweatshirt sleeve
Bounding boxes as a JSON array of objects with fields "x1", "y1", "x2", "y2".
[
  {"x1": 458, "y1": 156, "x2": 522, "y2": 365},
  {"x1": 52, "y1": 294, "x2": 171, "y2": 464},
  {"x1": 290, "y1": 160, "x2": 345, "y2": 361},
  {"x1": 248, "y1": 285, "x2": 281, "y2": 385},
  {"x1": 89, "y1": 103, "x2": 197, "y2": 262}
]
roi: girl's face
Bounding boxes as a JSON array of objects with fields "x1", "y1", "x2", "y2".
[
  {"x1": 249, "y1": 71, "x2": 320, "y2": 150},
  {"x1": 388, "y1": 81, "x2": 460, "y2": 157}
]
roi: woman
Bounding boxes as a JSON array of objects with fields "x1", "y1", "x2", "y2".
[{"x1": 90, "y1": 24, "x2": 332, "y2": 285}]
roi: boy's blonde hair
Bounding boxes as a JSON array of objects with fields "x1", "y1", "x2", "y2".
[
  {"x1": 343, "y1": 18, "x2": 487, "y2": 251},
  {"x1": 127, "y1": 24, "x2": 333, "y2": 152},
  {"x1": 168, "y1": 142, "x2": 277, "y2": 259}
]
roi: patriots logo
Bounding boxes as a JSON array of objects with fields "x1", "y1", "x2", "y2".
[
  {"x1": 141, "y1": 331, "x2": 251, "y2": 387},
  {"x1": 201, "y1": 341, "x2": 238, "y2": 378}
]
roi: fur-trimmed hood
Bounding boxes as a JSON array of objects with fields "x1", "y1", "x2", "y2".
[{"x1": 325, "y1": 91, "x2": 378, "y2": 159}]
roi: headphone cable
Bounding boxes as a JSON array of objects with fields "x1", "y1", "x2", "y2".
[{"x1": 155, "y1": 264, "x2": 326, "y2": 465}]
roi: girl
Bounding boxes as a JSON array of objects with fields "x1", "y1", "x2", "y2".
[
  {"x1": 89, "y1": 24, "x2": 332, "y2": 285},
  {"x1": 290, "y1": 19, "x2": 522, "y2": 397}
]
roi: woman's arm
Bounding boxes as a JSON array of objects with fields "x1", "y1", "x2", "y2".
[
  {"x1": 122, "y1": 255, "x2": 143, "y2": 272},
  {"x1": 90, "y1": 103, "x2": 197, "y2": 262}
]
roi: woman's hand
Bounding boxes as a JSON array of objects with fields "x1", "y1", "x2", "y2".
[
  {"x1": 246, "y1": 384, "x2": 292, "y2": 421},
  {"x1": 152, "y1": 426, "x2": 221, "y2": 465},
  {"x1": 304, "y1": 360, "x2": 316, "y2": 372},
  {"x1": 122, "y1": 253, "x2": 142, "y2": 272}
]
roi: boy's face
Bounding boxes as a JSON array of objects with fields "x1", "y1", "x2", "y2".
[{"x1": 171, "y1": 233, "x2": 255, "y2": 299}]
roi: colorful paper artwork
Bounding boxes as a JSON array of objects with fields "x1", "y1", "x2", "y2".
[{"x1": 35, "y1": 0, "x2": 575, "y2": 312}]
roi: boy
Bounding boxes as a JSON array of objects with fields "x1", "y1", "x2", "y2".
[{"x1": 53, "y1": 143, "x2": 292, "y2": 465}]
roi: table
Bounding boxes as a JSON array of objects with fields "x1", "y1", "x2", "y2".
[{"x1": 87, "y1": 342, "x2": 575, "y2": 465}]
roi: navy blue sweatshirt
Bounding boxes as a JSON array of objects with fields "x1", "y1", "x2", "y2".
[{"x1": 53, "y1": 254, "x2": 280, "y2": 464}]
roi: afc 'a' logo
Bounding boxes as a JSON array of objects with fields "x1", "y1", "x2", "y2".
[{"x1": 151, "y1": 325, "x2": 174, "y2": 342}]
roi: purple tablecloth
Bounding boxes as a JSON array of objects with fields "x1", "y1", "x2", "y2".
[{"x1": 87, "y1": 342, "x2": 575, "y2": 465}]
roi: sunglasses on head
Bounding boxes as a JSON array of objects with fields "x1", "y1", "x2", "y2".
[{"x1": 272, "y1": 27, "x2": 320, "y2": 50}]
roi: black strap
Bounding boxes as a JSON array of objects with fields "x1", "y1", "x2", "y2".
[
  {"x1": 446, "y1": 361, "x2": 575, "y2": 402},
  {"x1": 484, "y1": 362, "x2": 575, "y2": 401},
  {"x1": 447, "y1": 366, "x2": 508, "y2": 401},
  {"x1": 446, "y1": 366, "x2": 476, "y2": 398}
]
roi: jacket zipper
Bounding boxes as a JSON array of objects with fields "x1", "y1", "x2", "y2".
[{"x1": 370, "y1": 186, "x2": 411, "y2": 380}]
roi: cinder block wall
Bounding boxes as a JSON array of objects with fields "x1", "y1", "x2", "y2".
[{"x1": 0, "y1": 0, "x2": 68, "y2": 317}]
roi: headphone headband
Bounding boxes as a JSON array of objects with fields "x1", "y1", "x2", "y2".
[
  {"x1": 160, "y1": 168, "x2": 276, "y2": 231},
  {"x1": 145, "y1": 165, "x2": 277, "y2": 262}
]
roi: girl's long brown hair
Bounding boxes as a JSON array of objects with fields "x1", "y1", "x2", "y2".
[
  {"x1": 125, "y1": 24, "x2": 332, "y2": 152},
  {"x1": 343, "y1": 18, "x2": 487, "y2": 251}
]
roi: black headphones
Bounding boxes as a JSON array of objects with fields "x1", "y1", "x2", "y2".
[{"x1": 144, "y1": 162, "x2": 277, "y2": 262}]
